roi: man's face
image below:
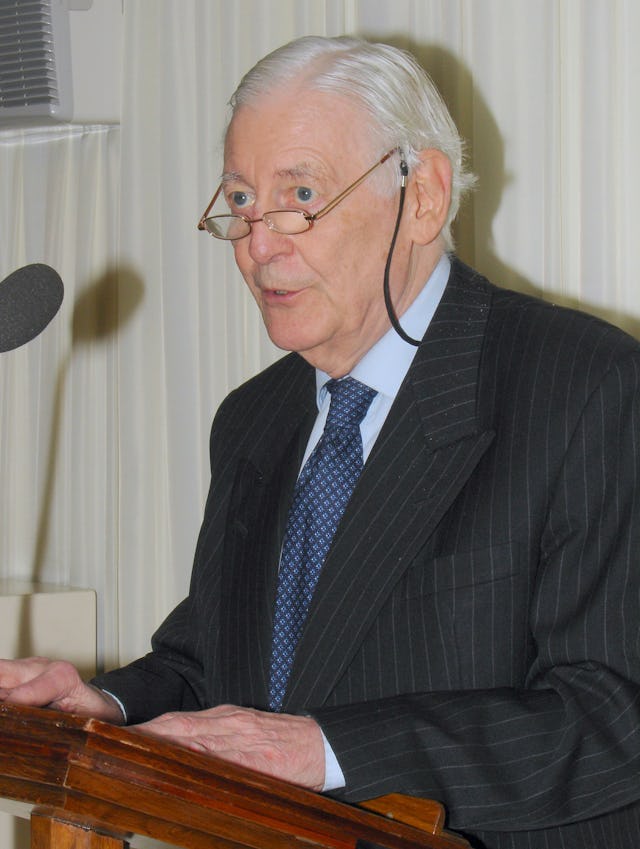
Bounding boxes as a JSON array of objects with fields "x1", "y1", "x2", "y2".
[{"x1": 223, "y1": 88, "x2": 420, "y2": 377}]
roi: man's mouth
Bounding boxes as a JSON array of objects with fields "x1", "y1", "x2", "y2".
[
  {"x1": 258, "y1": 281, "x2": 306, "y2": 301},
  {"x1": 263, "y1": 286, "x2": 299, "y2": 298}
]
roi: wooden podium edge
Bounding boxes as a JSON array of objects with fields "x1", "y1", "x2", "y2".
[{"x1": 0, "y1": 703, "x2": 469, "y2": 849}]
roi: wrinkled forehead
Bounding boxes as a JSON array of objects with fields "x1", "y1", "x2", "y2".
[{"x1": 223, "y1": 85, "x2": 377, "y2": 173}]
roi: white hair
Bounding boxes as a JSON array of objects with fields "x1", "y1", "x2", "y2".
[{"x1": 227, "y1": 35, "x2": 475, "y2": 251}]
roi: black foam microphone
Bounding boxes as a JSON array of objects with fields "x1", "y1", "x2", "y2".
[{"x1": 0, "y1": 263, "x2": 64, "y2": 353}]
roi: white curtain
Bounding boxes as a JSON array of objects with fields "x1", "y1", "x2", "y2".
[
  {"x1": 1, "y1": 0, "x2": 639, "y2": 671},
  {"x1": 0, "y1": 125, "x2": 121, "y2": 665}
]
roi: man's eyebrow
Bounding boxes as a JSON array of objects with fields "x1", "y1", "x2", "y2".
[
  {"x1": 220, "y1": 171, "x2": 245, "y2": 185},
  {"x1": 220, "y1": 163, "x2": 329, "y2": 185},
  {"x1": 274, "y1": 162, "x2": 327, "y2": 181}
]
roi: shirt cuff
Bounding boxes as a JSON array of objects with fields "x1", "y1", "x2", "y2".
[
  {"x1": 99, "y1": 688, "x2": 128, "y2": 723},
  {"x1": 320, "y1": 729, "x2": 346, "y2": 791}
]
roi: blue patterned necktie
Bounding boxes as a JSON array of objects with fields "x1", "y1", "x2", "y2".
[{"x1": 269, "y1": 377, "x2": 377, "y2": 712}]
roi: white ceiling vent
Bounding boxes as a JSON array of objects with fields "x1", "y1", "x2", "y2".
[{"x1": 0, "y1": 0, "x2": 72, "y2": 126}]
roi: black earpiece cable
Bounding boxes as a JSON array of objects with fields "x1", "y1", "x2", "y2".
[{"x1": 382, "y1": 159, "x2": 421, "y2": 347}]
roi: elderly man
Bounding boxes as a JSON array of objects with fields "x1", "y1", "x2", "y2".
[{"x1": 1, "y1": 36, "x2": 639, "y2": 849}]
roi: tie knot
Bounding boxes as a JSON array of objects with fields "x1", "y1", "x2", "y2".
[{"x1": 325, "y1": 377, "x2": 376, "y2": 431}]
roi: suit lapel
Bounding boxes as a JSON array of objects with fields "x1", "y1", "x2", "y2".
[{"x1": 283, "y1": 259, "x2": 497, "y2": 711}]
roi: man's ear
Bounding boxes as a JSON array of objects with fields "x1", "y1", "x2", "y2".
[{"x1": 406, "y1": 149, "x2": 452, "y2": 246}]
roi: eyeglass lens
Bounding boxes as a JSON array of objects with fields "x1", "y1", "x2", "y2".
[{"x1": 205, "y1": 209, "x2": 312, "y2": 240}]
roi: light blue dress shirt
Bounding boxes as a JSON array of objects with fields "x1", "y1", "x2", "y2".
[{"x1": 307, "y1": 254, "x2": 451, "y2": 790}]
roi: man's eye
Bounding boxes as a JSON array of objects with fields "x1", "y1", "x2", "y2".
[
  {"x1": 294, "y1": 186, "x2": 315, "y2": 204},
  {"x1": 229, "y1": 191, "x2": 250, "y2": 209}
]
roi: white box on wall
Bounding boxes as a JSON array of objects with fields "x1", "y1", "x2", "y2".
[
  {"x1": 0, "y1": 580, "x2": 96, "y2": 673},
  {"x1": 0, "y1": 580, "x2": 96, "y2": 849},
  {"x1": 67, "y1": 0, "x2": 122, "y2": 124},
  {"x1": 0, "y1": 0, "x2": 122, "y2": 127}
]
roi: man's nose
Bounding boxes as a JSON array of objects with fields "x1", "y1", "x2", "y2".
[{"x1": 246, "y1": 218, "x2": 292, "y2": 264}]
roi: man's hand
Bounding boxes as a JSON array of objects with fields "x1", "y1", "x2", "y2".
[
  {"x1": 0, "y1": 656, "x2": 124, "y2": 723},
  {"x1": 134, "y1": 704, "x2": 326, "y2": 791}
]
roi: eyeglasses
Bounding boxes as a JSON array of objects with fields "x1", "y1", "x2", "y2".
[{"x1": 197, "y1": 148, "x2": 400, "y2": 241}]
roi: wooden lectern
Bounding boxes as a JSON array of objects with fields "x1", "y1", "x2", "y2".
[{"x1": 0, "y1": 703, "x2": 468, "y2": 849}]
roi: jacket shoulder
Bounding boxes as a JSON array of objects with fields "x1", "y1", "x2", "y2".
[
  {"x1": 448, "y1": 257, "x2": 640, "y2": 365},
  {"x1": 223, "y1": 352, "x2": 312, "y2": 409},
  {"x1": 208, "y1": 353, "x2": 315, "y2": 465}
]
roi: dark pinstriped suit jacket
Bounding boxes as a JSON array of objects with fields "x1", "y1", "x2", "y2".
[{"x1": 94, "y1": 258, "x2": 640, "y2": 849}]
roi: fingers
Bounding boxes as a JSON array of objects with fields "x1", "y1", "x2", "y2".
[
  {"x1": 0, "y1": 656, "x2": 50, "y2": 690},
  {"x1": 0, "y1": 657, "x2": 123, "y2": 722},
  {"x1": 0, "y1": 657, "x2": 74, "y2": 706}
]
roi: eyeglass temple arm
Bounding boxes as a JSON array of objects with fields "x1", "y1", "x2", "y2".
[
  {"x1": 310, "y1": 147, "x2": 402, "y2": 223},
  {"x1": 198, "y1": 184, "x2": 224, "y2": 230}
]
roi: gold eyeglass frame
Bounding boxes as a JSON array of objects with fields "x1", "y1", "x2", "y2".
[{"x1": 197, "y1": 148, "x2": 400, "y2": 240}]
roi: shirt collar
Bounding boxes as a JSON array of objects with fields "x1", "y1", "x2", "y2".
[{"x1": 315, "y1": 253, "x2": 451, "y2": 407}]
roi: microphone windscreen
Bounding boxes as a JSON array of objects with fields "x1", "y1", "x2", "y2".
[{"x1": 0, "y1": 264, "x2": 64, "y2": 353}]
